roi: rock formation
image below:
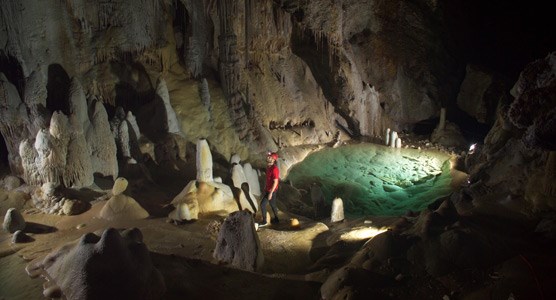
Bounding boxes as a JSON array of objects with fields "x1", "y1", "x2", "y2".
[
  {"x1": 2, "y1": 207, "x2": 26, "y2": 233},
  {"x1": 26, "y1": 228, "x2": 166, "y2": 299},
  {"x1": 99, "y1": 177, "x2": 149, "y2": 221},
  {"x1": 213, "y1": 210, "x2": 263, "y2": 272}
]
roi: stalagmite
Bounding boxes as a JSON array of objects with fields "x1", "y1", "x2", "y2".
[
  {"x1": 390, "y1": 131, "x2": 398, "y2": 148},
  {"x1": 156, "y1": 78, "x2": 182, "y2": 135},
  {"x1": 87, "y1": 100, "x2": 118, "y2": 179},
  {"x1": 196, "y1": 139, "x2": 213, "y2": 182},
  {"x1": 330, "y1": 197, "x2": 344, "y2": 222},
  {"x1": 19, "y1": 139, "x2": 40, "y2": 185},
  {"x1": 63, "y1": 117, "x2": 94, "y2": 188},
  {"x1": 385, "y1": 128, "x2": 391, "y2": 146},
  {"x1": 395, "y1": 137, "x2": 402, "y2": 148},
  {"x1": 126, "y1": 111, "x2": 141, "y2": 140},
  {"x1": 438, "y1": 107, "x2": 447, "y2": 130},
  {"x1": 243, "y1": 163, "x2": 261, "y2": 197},
  {"x1": 230, "y1": 153, "x2": 241, "y2": 165},
  {"x1": 99, "y1": 177, "x2": 149, "y2": 221},
  {"x1": 231, "y1": 164, "x2": 247, "y2": 188},
  {"x1": 118, "y1": 121, "x2": 131, "y2": 159},
  {"x1": 68, "y1": 77, "x2": 90, "y2": 132}
]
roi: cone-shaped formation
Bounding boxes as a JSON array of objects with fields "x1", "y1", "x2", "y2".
[
  {"x1": 88, "y1": 100, "x2": 118, "y2": 179},
  {"x1": 196, "y1": 139, "x2": 213, "y2": 182},
  {"x1": 99, "y1": 178, "x2": 148, "y2": 221},
  {"x1": 156, "y1": 78, "x2": 181, "y2": 135}
]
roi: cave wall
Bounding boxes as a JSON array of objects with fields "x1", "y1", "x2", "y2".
[{"x1": 1, "y1": 0, "x2": 554, "y2": 184}]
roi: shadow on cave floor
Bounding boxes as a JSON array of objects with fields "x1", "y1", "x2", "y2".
[{"x1": 151, "y1": 252, "x2": 322, "y2": 300}]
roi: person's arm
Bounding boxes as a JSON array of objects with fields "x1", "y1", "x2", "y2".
[{"x1": 268, "y1": 178, "x2": 278, "y2": 199}]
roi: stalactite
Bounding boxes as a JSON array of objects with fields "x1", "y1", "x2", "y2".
[{"x1": 217, "y1": 0, "x2": 262, "y2": 144}]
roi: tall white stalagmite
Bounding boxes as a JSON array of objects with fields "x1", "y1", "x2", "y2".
[
  {"x1": 34, "y1": 129, "x2": 59, "y2": 185},
  {"x1": 63, "y1": 116, "x2": 93, "y2": 188},
  {"x1": 196, "y1": 138, "x2": 213, "y2": 182},
  {"x1": 243, "y1": 163, "x2": 261, "y2": 197},
  {"x1": 40, "y1": 112, "x2": 70, "y2": 185},
  {"x1": 385, "y1": 128, "x2": 391, "y2": 146},
  {"x1": 68, "y1": 77, "x2": 90, "y2": 132},
  {"x1": 87, "y1": 100, "x2": 118, "y2": 179},
  {"x1": 156, "y1": 78, "x2": 182, "y2": 135},
  {"x1": 390, "y1": 131, "x2": 398, "y2": 148}
]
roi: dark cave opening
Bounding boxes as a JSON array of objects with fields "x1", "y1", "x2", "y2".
[
  {"x1": 173, "y1": 0, "x2": 190, "y2": 67},
  {"x1": 412, "y1": 108, "x2": 491, "y2": 146},
  {"x1": 46, "y1": 64, "x2": 71, "y2": 115},
  {"x1": 0, "y1": 53, "x2": 25, "y2": 100}
]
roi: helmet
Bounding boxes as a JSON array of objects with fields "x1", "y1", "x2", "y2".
[{"x1": 268, "y1": 152, "x2": 279, "y2": 160}]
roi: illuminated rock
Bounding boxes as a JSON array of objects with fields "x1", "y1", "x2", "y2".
[
  {"x1": 112, "y1": 177, "x2": 129, "y2": 195},
  {"x1": 395, "y1": 137, "x2": 402, "y2": 148},
  {"x1": 213, "y1": 210, "x2": 264, "y2": 272},
  {"x1": 170, "y1": 180, "x2": 238, "y2": 220},
  {"x1": 385, "y1": 128, "x2": 391, "y2": 145},
  {"x1": 170, "y1": 181, "x2": 199, "y2": 221}
]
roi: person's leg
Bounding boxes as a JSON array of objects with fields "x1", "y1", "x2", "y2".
[
  {"x1": 269, "y1": 193, "x2": 279, "y2": 222},
  {"x1": 260, "y1": 192, "x2": 269, "y2": 224}
]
